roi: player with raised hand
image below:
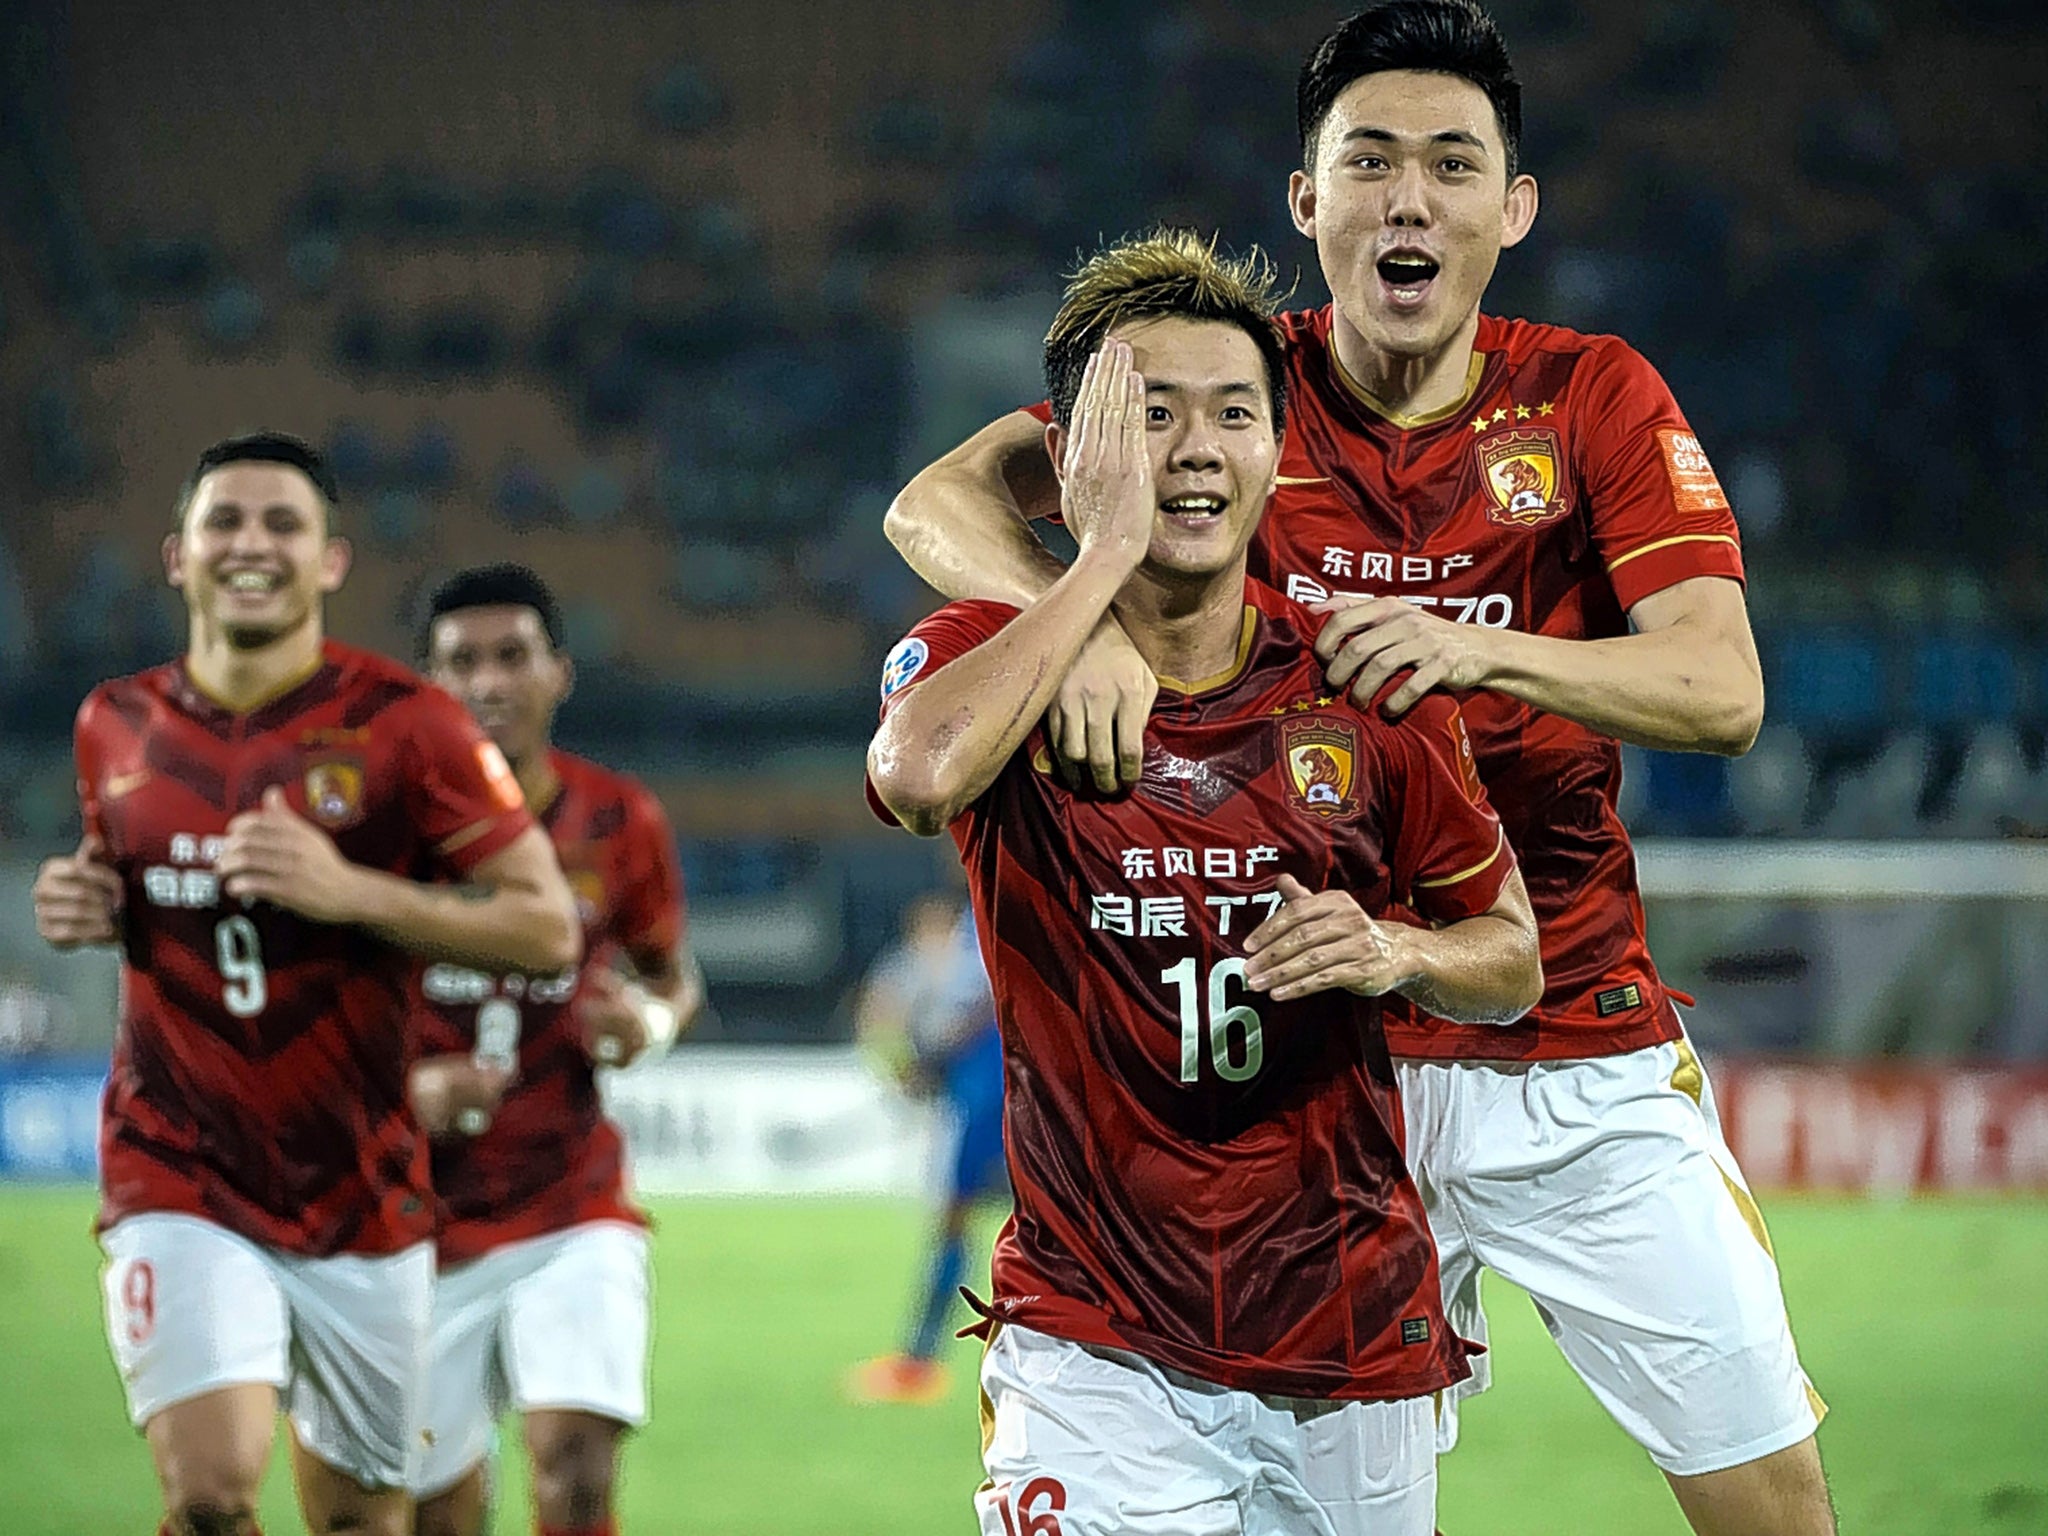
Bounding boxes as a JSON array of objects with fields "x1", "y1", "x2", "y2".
[
  {"x1": 882, "y1": 4, "x2": 1832, "y2": 1530},
  {"x1": 867, "y1": 231, "x2": 1541, "y2": 1536},
  {"x1": 33, "y1": 433, "x2": 581, "y2": 1536},
  {"x1": 406, "y1": 564, "x2": 703, "y2": 1536}
]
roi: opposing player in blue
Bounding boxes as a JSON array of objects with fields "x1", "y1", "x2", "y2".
[{"x1": 846, "y1": 891, "x2": 1008, "y2": 1404}]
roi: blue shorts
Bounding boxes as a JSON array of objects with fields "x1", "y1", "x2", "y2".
[{"x1": 942, "y1": 1024, "x2": 1006, "y2": 1202}]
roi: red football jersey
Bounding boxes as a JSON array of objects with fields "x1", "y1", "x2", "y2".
[
  {"x1": 1255, "y1": 309, "x2": 1741, "y2": 1060},
  {"x1": 868, "y1": 581, "x2": 1514, "y2": 1401},
  {"x1": 414, "y1": 750, "x2": 682, "y2": 1265},
  {"x1": 78, "y1": 640, "x2": 534, "y2": 1257}
]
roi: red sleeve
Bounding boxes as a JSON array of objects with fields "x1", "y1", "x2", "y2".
[
  {"x1": 1375, "y1": 696, "x2": 1514, "y2": 922},
  {"x1": 1023, "y1": 400, "x2": 1053, "y2": 425},
  {"x1": 614, "y1": 784, "x2": 686, "y2": 966},
  {"x1": 1575, "y1": 339, "x2": 1746, "y2": 611},
  {"x1": 396, "y1": 686, "x2": 536, "y2": 875},
  {"x1": 865, "y1": 599, "x2": 1020, "y2": 825},
  {"x1": 73, "y1": 693, "x2": 107, "y2": 845}
]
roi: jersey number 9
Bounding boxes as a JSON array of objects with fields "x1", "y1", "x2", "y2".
[{"x1": 214, "y1": 916, "x2": 268, "y2": 1019}]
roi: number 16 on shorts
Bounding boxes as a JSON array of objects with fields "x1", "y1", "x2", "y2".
[{"x1": 984, "y1": 1476, "x2": 1067, "y2": 1536}]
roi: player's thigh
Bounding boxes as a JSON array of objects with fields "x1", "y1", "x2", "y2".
[
  {"x1": 289, "y1": 1429, "x2": 414, "y2": 1536},
  {"x1": 1459, "y1": 1041, "x2": 1821, "y2": 1474},
  {"x1": 502, "y1": 1222, "x2": 652, "y2": 1426},
  {"x1": 1250, "y1": 1393, "x2": 1436, "y2": 1536},
  {"x1": 101, "y1": 1212, "x2": 290, "y2": 1492},
  {"x1": 975, "y1": 1324, "x2": 1245, "y2": 1536},
  {"x1": 273, "y1": 1240, "x2": 436, "y2": 1495},
  {"x1": 412, "y1": 1251, "x2": 515, "y2": 1502}
]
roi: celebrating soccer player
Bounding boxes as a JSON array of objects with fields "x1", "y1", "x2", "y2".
[
  {"x1": 867, "y1": 232, "x2": 1542, "y2": 1535},
  {"x1": 403, "y1": 564, "x2": 704, "y2": 1536},
  {"x1": 882, "y1": 4, "x2": 1833, "y2": 1531},
  {"x1": 31, "y1": 435, "x2": 582, "y2": 1536}
]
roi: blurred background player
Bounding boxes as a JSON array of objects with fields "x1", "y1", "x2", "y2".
[
  {"x1": 868, "y1": 237, "x2": 1542, "y2": 1535},
  {"x1": 406, "y1": 563, "x2": 704, "y2": 1536},
  {"x1": 883, "y1": 5, "x2": 1833, "y2": 1531},
  {"x1": 844, "y1": 889, "x2": 1006, "y2": 1405},
  {"x1": 30, "y1": 435, "x2": 580, "y2": 1536}
]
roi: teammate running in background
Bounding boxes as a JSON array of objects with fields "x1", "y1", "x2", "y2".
[
  {"x1": 406, "y1": 564, "x2": 703, "y2": 1536},
  {"x1": 868, "y1": 233, "x2": 1541, "y2": 1535},
  {"x1": 32, "y1": 433, "x2": 580, "y2": 1536},
  {"x1": 882, "y1": 5, "x2": 1832, "y2": 1531},
  {"x1": 845, "y1": 891, "x2": 1007, "y2": 1405}
]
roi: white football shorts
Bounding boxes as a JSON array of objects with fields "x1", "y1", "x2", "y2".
[
  {"x1": 412, "y1": 1220, "x2": 651, "y2": 1498},
  {"x1": 1399, "y1": 1032, "x2": 1826, "y2": 1477},
  {"x1": 99, "y1": 1213, "x2": 432, "y2": 1490},
  {"x1": 974, "y1": 1323, "x2": 1436, "y2": 1536}
]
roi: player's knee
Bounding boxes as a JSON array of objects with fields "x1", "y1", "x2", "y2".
[
  {"x1": 166, "y1": 1499, "x2": 261, "y2": 1536},
  {"x1": 162, "y1": 1454, "x2": 266, "y2": 1534},
  {"x1": 413, "y1": 1490, "x2": 470, "y2": 1536},
  {"x1": 528, "y1": 1419, "x2": 620, "y2": 1526}
]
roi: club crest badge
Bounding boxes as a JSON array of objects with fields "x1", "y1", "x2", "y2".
[
  {"x1": 1477, "y1": 426, "x2": 1570, "y2": 528},
  {"x1": 568, "y1": 868, "x2": 606, "y2": 926},
  {"x1": 304, "y1": 759, "x2": 365, "y2": 828},
  {"x1": 1281, "y1": 717, "x2": 1362, "y2": 821}
]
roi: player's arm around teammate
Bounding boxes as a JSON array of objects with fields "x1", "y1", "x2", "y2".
[{"x1": 869, "y1": 340, "x2": 1156, "y2": 833}]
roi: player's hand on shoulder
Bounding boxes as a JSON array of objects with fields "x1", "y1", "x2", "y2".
[
  {"x1": 217, "y1": 785, "x2": 365, "y2": 924},
  {"x1": 1060, "y1": 339, "x2": 1155, "y2": 569},
  {"x1": 1312, "y1": 596, "x2": 1498, "y2": 717},
  {"x1": 408, "y1": 1052, "x2": 514, "y2": 1137},
  {"x1": 577, "y1": 967, "x2": 651, "y2": 1068},
  {"x1": 1242, "y1": 874, "x2": 1420, "y2": 1001},
  {"x1": 31, "y1": 833, "x2": 122, "y2": 947},
  {"x1": 1048, "y1": 619, "x2": 1157, "y2": 794}
]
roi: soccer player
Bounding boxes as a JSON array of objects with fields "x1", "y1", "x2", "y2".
[
  {"x1": 845, "y1": 891, "x2": 1007, "y2": 1405},
  {"x1": 405, "y1": 564, "x2": 704, "y2": 1536},
  {"x1": 881, "y1": 5, "x2": 1834, "y2": 1531},
  {"x1": 30, "y1": 434, "x2": 582, "y2": 1536},
  {"x1": 867, "y1": 233, "x2": 1543, "y2": 1535}
]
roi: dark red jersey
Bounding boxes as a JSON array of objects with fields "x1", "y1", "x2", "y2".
[
  {"x1": 77, "y1": 640, "x2": 534, "y2": 1256},
  {"x1": 867, "y1": 581, "x2": 1514, "y2": 1401},
  {"x1": 1253, "y1": 309, "x2": 1741, "y2": 1060},
  {"x1": 414, "y1": 749, "x2": 682, "y2": 1265}
]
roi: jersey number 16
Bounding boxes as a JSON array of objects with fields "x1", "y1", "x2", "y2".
[{"x1": 1160, "y1": 957, "x2": 1264, "y2": 1083}]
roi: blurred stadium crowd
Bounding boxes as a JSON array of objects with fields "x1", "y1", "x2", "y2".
[{"x1": 1, "y1": 0, "x2": 2044, "y2": 1040}]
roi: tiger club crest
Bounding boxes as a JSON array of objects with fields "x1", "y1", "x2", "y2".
[
  {"x1": 304, "y1": 759, "x2": 365, "y2": 828},
  {"x1": 1280, "y1": 717, "x2": 1361, "y2": 821},
  {"x1": 1477, "y1": 426, "x2": 1570, "y2": 528}
]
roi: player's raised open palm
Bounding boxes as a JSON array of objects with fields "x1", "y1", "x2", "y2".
[
  {"x1": 32, "y1": 833, "x2": 122, "y2": 947},
  {"x1": 1060, "y1": 340, "x2": 1154, "y2": 566},
  {"x1": 1242, "y1": 874, "x2": 1419, "y2": 1001}
]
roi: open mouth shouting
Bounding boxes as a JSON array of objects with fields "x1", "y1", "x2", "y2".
[{"x1": 1375, "y1": 247, "x2": 1442, "y2": 311}]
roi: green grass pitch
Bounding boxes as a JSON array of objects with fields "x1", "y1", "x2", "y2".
[{"x1": 2, "y1": 1188, "x2": 2045, "y2": 1534}]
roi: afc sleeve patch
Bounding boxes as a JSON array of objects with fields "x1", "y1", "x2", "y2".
[
  {"x1": 1655, "y1": 429, "x2": 1730, "y2": 513},
  {"x1": 880, "y1": 636, "x2": 930, "y2": 701}
]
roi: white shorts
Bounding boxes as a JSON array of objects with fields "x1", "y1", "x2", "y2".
[
  {"x1": 975, "y1": 1324, "x2": 1436, "y2": 1536},
  {"x1": 1398, "y1": 1034, "x2": 1826, "y2": 1477},
  {"x1": 99, "y1": 1213, "x2": 432, "y2": 1490},
  {"x1": 412, "y1": 1221, "x2": 651, "y2": 1498}
]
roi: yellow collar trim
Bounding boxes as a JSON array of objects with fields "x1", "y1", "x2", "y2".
[
  {"x1": 1331, "y1": 345, "x2": 1487, "y2": 430},
  {"x1": 1156, "y1": 606, "x2": 1258, "y2": 695}
]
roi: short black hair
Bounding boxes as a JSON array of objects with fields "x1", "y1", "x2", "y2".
[
  {"x1": 1298, "y1": 0, "x2": 1522, "y2": 178},
  {"x1": 1044, "y1": 227, "x2": 1289, "y2": 435},
  {"x1": 423, "y1": 564, "x2": 566, "y2": 654},
  {"x1": 175, "y1": 431, "x2": 340, "y2": 524}
]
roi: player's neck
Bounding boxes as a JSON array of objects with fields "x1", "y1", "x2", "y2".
[
  {"x1": 511, "y1": 749, "x2": 561, "y2": 819},
  {"x1": 183, "y1": 614, "x2": 326, "y2": 714},
  {"x1": 1114, "y1": 561, "x2": 1251, "y2": 695},
  {"x1": 1328, "y1": 305, "x2": 1484, "y2": 425}
]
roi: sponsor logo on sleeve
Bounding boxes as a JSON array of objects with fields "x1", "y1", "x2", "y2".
[
  {"x1": 1656, "y1": 429, "x2": 1729, "y2": 512},
  {"x1": 477, "y1": 741, "x2": 524, "y2": 811},
  {"x1": 1281, "y1": 716, "x2": 1362, "y2": 821},
  {"x1": 880, "y1": 636, "x2": 930, "y2": 701},
  {"x1": 1476, "y1": 426, "x2": 1571, "y2": 528}
]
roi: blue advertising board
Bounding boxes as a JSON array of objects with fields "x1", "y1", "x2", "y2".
[{"x1": 0, "y1": 1059, "x2": 103, "y2": 1178}]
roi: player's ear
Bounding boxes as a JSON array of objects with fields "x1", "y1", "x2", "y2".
[
  {"x1": 318, "y1": 536, "x2": 353, "y2": 594},
  {"x1": 162, "y1": 532, "x2": 185, "y2": 589},
  {"x1": 1288, "y1": 168, "x2": 1317, "y2": 240},
  {"x1": 1045, "y1": 421, "x2": 1068, "y2": 483},
  {"x1": 551, "y1": 650, "x2": 575, "y2": 708},
  {"x1": 1501, "y1": 173, "x2": 1539, "y2": 250}
]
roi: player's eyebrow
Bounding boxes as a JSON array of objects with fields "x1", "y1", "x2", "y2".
[
  {"x1": 1144, "y1": 380, "x2": 1261, "y2": 396},
  {"x1": 1341, "y1": 126, "x2": 1488, "y2": 152}
]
